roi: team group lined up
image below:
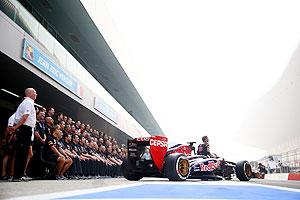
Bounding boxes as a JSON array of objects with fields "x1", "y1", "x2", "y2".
[{"x1": 1, "y1": 88, "x2": 126, "y2": 181}]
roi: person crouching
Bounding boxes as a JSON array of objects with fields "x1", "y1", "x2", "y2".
[{"x1": 44, "y1": 125, "x2": 70, "y2": 180}]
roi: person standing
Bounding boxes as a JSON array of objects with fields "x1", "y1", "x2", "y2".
[
  {"x1": 268, "y1": 156, "x2": 276, "y2": 174},
  {"x1": 1, "y1": 113, "x2": 16, "y2": 180},
  {"x1": 12, "y1": 88, "x2": 37, "y2": 181},
  {"x1": 32, "y1": 111, "x2": 46, "y2": 177}
]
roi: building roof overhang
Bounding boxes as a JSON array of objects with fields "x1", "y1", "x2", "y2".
[{"x1": 25, "y1": 0, "x2": 164, "y2": 136}]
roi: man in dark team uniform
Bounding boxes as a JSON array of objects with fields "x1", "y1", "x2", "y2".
[
  {"x1": 44, "y1": 125, "x2": 67, "y2": 180},
  {"x1": 32, "y1": 111, "x2": 46, "y2": 177},
  {"x1": 71, "y1": 134, "x2": 90, "y2": 178},
  {"x1": 55, "y1": 129, "x2": 73, "y2": 179},
  {"x1": 105, "y1": 145, "x2": 120, "y2": 177},
  {"x1": 197, "y1": 135, "x2": 214, "y2": 158},
  {"x1": 62, "y1": 133, "x2": 82, "y2": 179},
  {"x1": 85, "y1": 141, "x2": 102, "y2": 178},
  {"x1": 44, "y1": 117, "x2": 54, "y2": 136},
  {"x1": 99, "y1": 145, "x2": 113, "y2": 176},
  {"x1": 78, "y1": 138, "x2": 98, "y2": 178}
]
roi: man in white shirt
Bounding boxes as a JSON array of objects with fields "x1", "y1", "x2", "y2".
[
  {"x1": 12, "y1": 88, "x2": 37, "y2": 181},
  {"x1": 268, "y1": 156, "x2": 276, "y2": 174}
]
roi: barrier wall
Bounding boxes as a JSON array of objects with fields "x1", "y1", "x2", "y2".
[{"x1": 264, "y1": 173, "x2": 300, "y2": 181}]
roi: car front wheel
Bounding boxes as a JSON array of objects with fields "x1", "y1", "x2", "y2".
[
  {"x1": 235, "y1": 160, "x2": 252, "y2": 181},
  {"x1": 164, "y1": 153, "x2": 190, "y2": 181}
]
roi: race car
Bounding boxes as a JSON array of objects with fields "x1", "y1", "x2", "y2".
[
  {"x1": 122, "y1": 136, "x2": 190, "y2": 181},
  {"x1": 121, "y1": 135, "x2": 252, "y2": 181}
]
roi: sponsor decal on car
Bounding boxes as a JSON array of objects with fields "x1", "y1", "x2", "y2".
[
  {"x1": 149, "y1": 136, "x2": 168, "y2": 172},
  {"x1": 200, "y1": 161, "x2": 221, "y2": 171},
  {"x1": 136, "y1": 137, "x2": 150, "y2": 141},
  {"x1": 150, "y1": 139, "x2": 168, "y2": 148}
]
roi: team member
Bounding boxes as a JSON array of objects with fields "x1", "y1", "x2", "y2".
[
  {"x1": 56, "y1": 129, "x2": 73, "y2": 179},
  {"x1": 197, "y1": 135, "x2": 214, "y2": 157},
  {"x1": 1, "y1": 113, "x2": 16, "y2": 180},
  {"x1": 44, "y1": 125, "x2": 67, "y2": 180},
  {"x1": 45, "y1": 117, "x2": 54, "y2": 135},
  {"x1": 62, "y1": 133, "x2": 82, "y2": 179},
  {"x1": 71, "y1": 134, "x2": 90, "y2": 178},
  {"x1": 46, "y1": 107, "x2": 55, "y2": 118},
  {"x1": 257, "y1": 163, "x2": 267, "y2": 178},
  {"x1": 12, "y1": 88, "x2": 37, "y2": 181},
  {"x1": 32, "y1": 111, "x2": 46, "y2": 177}
]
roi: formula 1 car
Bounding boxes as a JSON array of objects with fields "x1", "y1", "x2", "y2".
[{"x1": 121, "y1": 136, "x2": 252, "y2": 181}]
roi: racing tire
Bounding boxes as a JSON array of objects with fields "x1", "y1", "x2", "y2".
[
  {"x1": 164, "y1": 153, "x2": 190, "y2": 181},
  {"x1": 235, "y1": 160, "x2": 252, "y2": 181},
  {"x1": 121, "y1": 159, "x2": 143, "y2": 181}
]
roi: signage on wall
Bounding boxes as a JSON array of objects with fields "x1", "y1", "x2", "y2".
[
  {"x1": 94, "y1": 96, "x2": 118, "y2": 124},
  {"x1": 22, "y1": 39, "x2": 83, "y2": 98}
]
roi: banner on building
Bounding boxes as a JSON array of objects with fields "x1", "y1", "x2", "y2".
[
  {"x1": 22, "y1": 39, "x2": 83, "y2": 98},
  {"x1": 94, "y1": 96, "x2": 117, "y2": 124}
]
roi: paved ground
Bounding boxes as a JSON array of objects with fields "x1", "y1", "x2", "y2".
[
  {"x1": 0, "y1": 178, "x2": 299, "y2": 199},
  {"x1": 0, "y1": 178, "x2": 130, "y2": 199},
  {"x1": 249, "y1": 178, "x2": 300, "y2": 189}
]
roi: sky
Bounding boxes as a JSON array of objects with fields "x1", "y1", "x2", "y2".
[{"x1": 82, "y1": 0, "x2": 300, "y2": 161}]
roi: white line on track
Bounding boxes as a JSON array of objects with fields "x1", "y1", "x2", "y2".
[
  {"x1": 6, "y1": 181, "x2": 300, "y2": 200},
  {"x1": 6, "y1": 182, "x2": 143, "y2": 200}
]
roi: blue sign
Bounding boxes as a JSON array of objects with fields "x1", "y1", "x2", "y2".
[
  {"x1": 22, "y1": 39, "x2": 82, "y2": 98},
  {"x1": 94, "y1": 97, "x2": 117, "y2": 124}
]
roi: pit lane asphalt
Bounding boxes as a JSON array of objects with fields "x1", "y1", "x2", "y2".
[{"x1": 0, "y1": 178, "x2": 299, "y2": 199}]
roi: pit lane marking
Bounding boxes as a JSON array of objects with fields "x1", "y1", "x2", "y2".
[{"x1": 7, "y1": 181, "x2": 300, "y2": 200}]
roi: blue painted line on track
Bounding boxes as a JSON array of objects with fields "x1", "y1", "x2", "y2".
[{"x1": 59, "y1": 183, "x2": 300, "y2": 200}]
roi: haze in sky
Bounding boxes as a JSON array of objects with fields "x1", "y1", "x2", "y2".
[{"x1": 81, "y1": 0, "x2": 300, "y2": 161}]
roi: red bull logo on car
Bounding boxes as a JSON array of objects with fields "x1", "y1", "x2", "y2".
[{"x1": 200, "y1": 161, "x2": 220, "y2": 171}]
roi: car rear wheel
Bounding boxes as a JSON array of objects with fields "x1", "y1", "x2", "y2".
[
  {"x1": 235, "y1": 160, "x2": 252, "y2": 181},
  {"x1": 121, "y1": 159, "x2": 143, "y2": 181},
  {"x1": 164, "y1": 153, "x2": 190, "y2": 181}
]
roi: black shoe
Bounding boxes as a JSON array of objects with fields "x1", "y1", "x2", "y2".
[
  {"x1": 12, "y1": 178, "x2": 21, "y2": 182},
  {"x1": 8, "y1": 176, "x2": 14, "y2": 181},
  {"x1": 0, "y1": 176, "x2": 9, "y2": 180}
]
